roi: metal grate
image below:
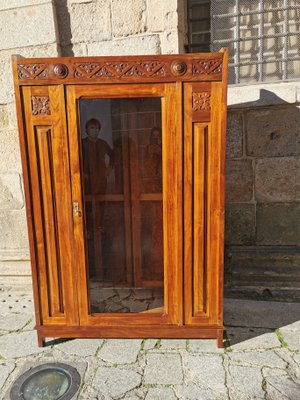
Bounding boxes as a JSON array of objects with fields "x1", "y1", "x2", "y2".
[{"x1": 186, "y1": 0, "x2": 300, "y2": 84}]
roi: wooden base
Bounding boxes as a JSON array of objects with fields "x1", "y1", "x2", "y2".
[{"x1": 36, "y1": 325, "x2": 224, "y2": 348}]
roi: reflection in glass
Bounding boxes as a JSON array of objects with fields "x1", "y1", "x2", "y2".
[{"x1": 79, "y1": 98, "x2": 164, "y2": 313}]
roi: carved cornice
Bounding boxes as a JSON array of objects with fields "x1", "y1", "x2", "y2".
[{"x1": 16, "y1": 56, "x2": 224, "y2": 83}]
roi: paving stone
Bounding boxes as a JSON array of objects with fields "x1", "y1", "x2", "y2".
[
  {"x1": 230, "y1": 331, "x2": 281, "y2": 351},
  {"x1": 279, "y1": 320, "x2": 300, "y2": 332},
  {"x1": 265, "y1": 374, "x2": 300, "y2": 400},
  {"x1": 144, "y1": 353, "x2": 183, "y2": 385},
  {"x1": 255, "y1": 157, "x2": 300, "y2": 202},
  {"x1": 228, "y1": 351, "x2": 287, "y2": 369},
  {"x1": 177, "y1": 383, "x2": 227, "y2": 400},
  {"x1": 0, "y1": 362, "x2": 15, "y2": 391},
  {"x1": 98, "y1": 339, "x2": 142, "y2": 364},
  {"x1": 226, "y1": 112, "x2": 243, "y2": 159},
  {"x1": 0, "y1": 331, "x2": 45, "y2": 359},
  {"x1": 188, "y1": 339, "x2": 224, "y2": 353},
  {"x1": 143, "y1": 339, "x2": 157, "y2": 351},
  {"x1": 57, "y1": 338, "x2": 103, "y2": 357},
  {"x1": 257, "y1": 202, "x2": 300, "y2": 246},
  {"x1": 225, "y1": 203, "x2": 255, "y2": 245},
  {"x1": 93, "y1": 366, "x2": 142, "y2": 398},
  {"x1": 279, "y1": 329, "x2": 300, "y2": 351},
  {"x1": 229, "y1": 365, "x2": 265, "y2": 399},
  {"x1": 262, "y1": 367, "x2": 289, "y2": 379},
  {"x1": 145, "y1": 387, "x2": 176, "y2": 400},
  {"x1": 183, "y1": 354, "x2": 226, "y2": 394},
  {"x1": 160, "y1": 339, "x2": 187, "y2": 350},
  {"x1": 226, "y1": 159, "x2": 253, "y2": 202},
  {"x1": 0, "y1": 313, "x2": 33, "y2": 332}
]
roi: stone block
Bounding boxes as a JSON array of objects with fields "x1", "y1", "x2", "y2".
[
  {"x1": 160, "y1": 30, "x2": 180, "y2": 53},
  {"x1": 0, "y1": 3, "x2": 57, "y2": 50},
  {"x1": 0, "y1": 173, "x2": 24, "y2": 210},
  {"x1": 0, "y1": 105, "x2": 9, "y2": 129},
  {"x1": 144, "y1": 353, "x2": 183, "y2": 384},
  {"x1": 255, "y1": 157, "x2": 300, "y2": 202},
  {"x1": 226, "y1": 112, "x2": 243, "y2": 158},
  {"x1": 246, "y1": 106, "x2": 300, "y2": 157},
  {"x1": 0, "y1": 210, "x2": 29, "y2": 253},
  {"x1": 87, "y1": 35, "x2": 161, "y2": 56},
  {"x1": 147, "y1": 0, "x2": 164, "y2": 32},
  {"x1": 6, "y1": 102, "x2": 17, "y2": 129},
  {"x1": 0, "y1": 43, "x2": 59, "y2": 104},
  {"x1": 112, "y1": 0, "x2": 146, "y2": 37},
  {"x1": 226, "y1": 160, "x2": 253, "y2": 202},
  {"x1": 225, "y1": 203, "x2": 255, "y2": 246},
  {"x1": 257, "y1": 203, "x2": 300, "y2": 245},
  {"x1": 228, "y1": 82, "x2": 298, "y2": 108},
  {"x1": 0, "y1": 1, "x2": 47, "y2": 11},
  {"x1": 0, "y1": 129, "x2": 22, "y2": 172},
  {"x1": 56, "y1": 0, "x2": 111, "y2": 46}
]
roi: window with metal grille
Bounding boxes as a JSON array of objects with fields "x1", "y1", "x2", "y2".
[{"x1": 186, "y1": 0, "x2": 300, "y2": 84}]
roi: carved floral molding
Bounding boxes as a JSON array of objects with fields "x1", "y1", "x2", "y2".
[
  {"x1": 31, "y1": 96, "x2": 51, "y2": 116},
  {"x1": 192, "y1": 92, "x2": 211, "y2": 112}
]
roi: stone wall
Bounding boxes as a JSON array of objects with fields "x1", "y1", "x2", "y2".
[
  {"x1": 225, "y1": 85, "x2": 300, "y2": 301},
  {"x1": 0, "y1": 0, "x2": 299, "y2": 300}
]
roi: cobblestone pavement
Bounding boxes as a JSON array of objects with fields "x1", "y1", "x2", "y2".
[{"x1": 0, "y1": 285, "x2": 299, "y2": 399}]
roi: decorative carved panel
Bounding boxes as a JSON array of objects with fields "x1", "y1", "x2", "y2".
[
  {"x1": 18, "y1": 63, "x2": 48, "y2": 79},
  {"x1": 192, "y1": 59, "x2": 222, "y2": 75},
  {"x1": 73, "y1": 61, "x2": 167, "y2": 78},
  {"x1": 192, "y1": 92, "x2": 211, "y2": 112},
  {"x1": 31, "y1": 96, "x2": 51, "y2": 116}
]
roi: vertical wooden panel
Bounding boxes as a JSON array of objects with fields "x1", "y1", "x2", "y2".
[
  {"x1": 193, "y1": 123, "x2": 209, "y2": 316},
  {"x1": 21, "y1": 85, "x2": 77, "y2": 326},
  {"x1": 35, "y1": 127, "x2": 63, "y2": 316}
]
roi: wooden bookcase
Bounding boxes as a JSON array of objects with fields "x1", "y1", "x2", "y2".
[{"x1": 12, "y1": 51, "x2": 228, "y2": 347}]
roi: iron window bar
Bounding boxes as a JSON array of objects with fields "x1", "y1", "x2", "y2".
[{"x1": 187, "y1": 0, "x2": 300, "y2": 84}]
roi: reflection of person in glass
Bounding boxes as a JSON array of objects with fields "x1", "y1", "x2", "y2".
[
  {"x1": 82, "y1": 118, "x2": 114, "y2": 280},
  {"x1": 82, "y1": 118, "x2": 114, "y2": 195}
]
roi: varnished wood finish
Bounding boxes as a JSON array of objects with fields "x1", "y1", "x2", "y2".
[{"x1": 12, "y1": 51, "x2": 228, "y2": 348}]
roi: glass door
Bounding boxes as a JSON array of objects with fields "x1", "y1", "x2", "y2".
[{"x1": 67, "y1": 84, "x2": 182, "y2": 327}]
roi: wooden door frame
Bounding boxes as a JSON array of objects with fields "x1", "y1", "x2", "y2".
[{"x1": 66, "y1": 83, "x2": 183, "y2": 328}]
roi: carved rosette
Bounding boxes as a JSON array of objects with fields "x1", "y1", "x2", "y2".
[
  {"x1": 171, "y1": 60, "x2": 187, "y2": 76},
  {"x1": 192, "y1": 92, "x2": 211, "y2": 112},
  {"x1": 31, "y1": 96, "x2": 51, "y2": 116},
  {"x1": 52, "y1": 63, "x2": 69, "y2": 79},
  {"x1": 192, "y1": 59, "x2": 222, "y2": 75}
]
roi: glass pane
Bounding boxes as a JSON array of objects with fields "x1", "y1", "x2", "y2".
[{"x1": 79, "y1": 98, "x2": 164, "y2": 314}]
